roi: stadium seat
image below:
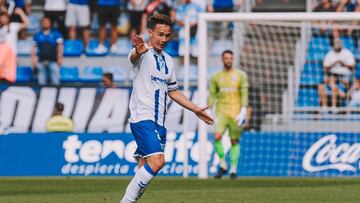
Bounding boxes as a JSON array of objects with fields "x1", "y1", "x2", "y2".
[
  {"x1": 308, "y1": 36, "x2": 331, "y2": 51},
  {"x1": 164, "y1": 40, "x2": 179, "y2": 57},
  {"x1": 307, "y1": 36, "x2": 331, "y2": 61},
  {"x1": 63, "y1": 40, "x2": 84, "y2": 57},
  {"x1": 354, "y1": 48, "x2": 360, "y2": 60},
  {"x1": 356, "y1": 65, "x2": 360, "y2": 79},
  {"x1": 60, "y1": 66, "x2": 80, "y2": 83},
  {"x1": 16, "y1": 66, "x2": 33, "y2": 83},
  {"x1": 103, "y1": 65, "x2": 130, "y2": 82},
  {"x1": 306, "y1": 50, "x2": 327, "y2": 61},
  {"x1": 79, "y1": 66, "x2": 103, "y2": 82},
  {"x1": 340, "y1": 36, "x2": 355, "y2": 52},
  {"x1": 17, "y1": 39, "x2": 33, "y2": 56},
  {"x1": 108, "y1": 38, "x2": 132, "y2": 56},
  {"x1": 177, "y1": 64, "x2": 198, "y2": 82},
  {"x1": 300, "y1": 63, "x2": 323, "y2": 85},
  {"x1": 85, "y1": 40, "x2": 109, "y2": 56},
  {"x1": 296, "y1": 87, "x2": 319, "y2": 107}
]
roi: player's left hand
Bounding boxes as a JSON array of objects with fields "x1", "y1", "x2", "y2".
[{"x1": 194, "y1": 106, "x2": 215, "y2": 125}]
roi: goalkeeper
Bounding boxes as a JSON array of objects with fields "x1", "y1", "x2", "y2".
[{"x1": 208, "y1": 50, "x2": 249, "y2": 179}]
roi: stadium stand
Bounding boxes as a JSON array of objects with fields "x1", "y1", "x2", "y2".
[
  {"x1": 16, "y1": 66, "x2": 33, "y2": 83},
  {"x1": 63, "y1": 40, "x2": 84, "y2": 57}
]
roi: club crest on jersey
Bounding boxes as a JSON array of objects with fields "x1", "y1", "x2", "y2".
[
  {"x1": 153, "y1": 54, "x2": 169, "y2": 75},
  {"x1": 232, "y1": 76, "x2": 238, "y2": 82}
]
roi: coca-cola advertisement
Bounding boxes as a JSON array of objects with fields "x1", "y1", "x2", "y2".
[{"x1": 300, "y1": 133, "x2": 360, "y2": 176}]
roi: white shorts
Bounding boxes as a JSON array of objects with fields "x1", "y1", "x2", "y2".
[{"x1": 65, "y1": 3, "x2": 90, "y2": 27}]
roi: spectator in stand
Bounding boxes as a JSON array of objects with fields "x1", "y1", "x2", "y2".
[
  {"x1": 176, "y1": 0, "x2": 202, "y2": 58},
  {"x1": 207, "y1": 0, "x2": 242, "y2": 12},
  {"x1": 32, "y1": 17, "x2": 63, "y2": 85},
  {"x1": 141, "y1": 0, "x2": 175, "y2": 35},
  {"x1": 336, "y1": 0, "x2": 358, "y2": 12},
  {"x1": 333, "y1": 0, "x2": 360, "y2": 37},
  {"x1": 46, "y1": 102, "x2": 73, "y2": 132},
  {"x1": 0, "y1": 0, "x2": 5, "y2": 10},
  {"x1": 207, "y1": 0, "x2": 241, "y2": 39},
  {"x1": 102, "y1": 72, "x2": 115, "y2": 88},
  {"x1": 43, "y1": 0, "x2": 67, "y2": 38},
  {"x1": 8, "y1": 0, "x2": 30, "y2": 39},
  {"x1": 348, "y1": 1, "x2": 360, "y2": 48},
  {"x1": 313, "y1": 0, "x2": 337, "y2": 12},
  {"x1": 65, "y1": 0, "x2": 90, "y2": 51},
  {"x1": 318, "y1": 38, "x2": 355, "y2": 113},
  {"x1": 128, "y1": 0, "x2": 148, "y2": 41},
  {"x1": 0, "y1": 8, "x2": 28, "y2": 83},
  {"x1": 192, "y1": 0, "x2": 206, "y2": 10},
  {"x1": 7, "y1": 0, "x2": 31, "y2": 21},
  {"x1": 0, "y1": 12, "x2": 15, "y2": 83},
  {"x1": 94, "y1": 0, "x2": 121, "y2": 54},
  {"x1": 0, "y1": 7, "x2": 28, "y2": 55}
]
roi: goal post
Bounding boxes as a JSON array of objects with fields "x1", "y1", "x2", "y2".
[{"x1": 197, "y1": 12, "x2": 360, "y2": 178}]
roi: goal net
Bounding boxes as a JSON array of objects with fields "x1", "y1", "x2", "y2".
[{"x1": 195, "y1": 13, "x2": 360, "y2": 178}]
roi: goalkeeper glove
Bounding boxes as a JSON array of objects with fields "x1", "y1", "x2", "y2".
[
  {"x1": 208, "y1": 108, "x2": 217, "y2": 123},
  {"x1": 235, "y1": 107, "x2": 247, "y2": 127}
]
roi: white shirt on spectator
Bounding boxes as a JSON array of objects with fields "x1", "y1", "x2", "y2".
[
  {"x1": 44, "y1": 0, "x2": 67, "y2": 11},
  {"x1": 128, "y1": 0, "x2": 148, "y2": 11},
  {"x1": 323, "y1": 48, "x2": 355, "y2": 76},
  {"x1": 5, "y1": 22, "x2": 21, "y2": 55}
]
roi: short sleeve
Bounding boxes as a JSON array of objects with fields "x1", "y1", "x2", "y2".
[
  {"x1": 167, "y1": 59, "x2": 178, "y2": 91},
  {"x1": 33, "y1": 33, "x2": 39, "y2": 46},
  {"x1": 55, "y1": 31, "x2": 63, "y2": 43},
  {"x1": 10, "y1": 23, "x2": 20, "y2": 33},
  {"x1": 323, "y1": 51, "x2": 333, "y2": 67},
  {"x1": 345, "y1": 49, "x2": 355, "y2": 66},
  {"x1": 128, "y1": 48, "x2": 144, "y2": 70}
]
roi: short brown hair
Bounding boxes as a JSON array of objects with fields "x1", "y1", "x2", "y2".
[
  {"x1": 147, "y1": 14, "x2": 173, "y2": 30},
  {"x1": 54, "y1": 102, "x2": 64, "y2": 113},
  {"x1": 222, "y1": 50, "x2": 233, "y2": 57},
  {"x1": 103, "y1": 72, "x2": 113, "y2": 82}
]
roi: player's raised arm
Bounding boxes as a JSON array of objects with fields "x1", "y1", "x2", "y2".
[
  {"x1": 129, "y1": 35, "x2": 148, "y2": 64},
  {"x1": 168, "y1": 89, "x2": 215, "y2": 125}
]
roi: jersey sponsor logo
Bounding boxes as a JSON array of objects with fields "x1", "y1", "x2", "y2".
[
  {"x1": 302, "y1": 134, "x2": 360, "y2": 172},
  {"x1": 151, "y1": 75, "x2": 168, "y2": 85},
  {"x1": 219, "y1": 87, "x2": 238, "y2": 93}
]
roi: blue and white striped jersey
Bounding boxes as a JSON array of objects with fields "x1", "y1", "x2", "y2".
[{"x1": 128, "y1": 47, "x2": 178, "y2": 127}]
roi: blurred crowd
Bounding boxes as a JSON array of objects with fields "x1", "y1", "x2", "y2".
[
  {"x1": 0, "y1": 0, "x2": 244, "y2": 85},
  {"x1": 318, "y1": 37, "x2": 360, "y2": 112},
  {"x1": 312, "y1": 0, "x2": 360, "y2": 12},
  {"x1": 311, "y1": 0, "x2": 360, "y2": 111}
]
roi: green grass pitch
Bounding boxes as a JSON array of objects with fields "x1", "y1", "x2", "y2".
[{"x1": 1, "y1": 177, "x2": 360, "y2": 203}]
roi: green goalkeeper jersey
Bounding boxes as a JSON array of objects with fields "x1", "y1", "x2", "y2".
[{"x1": 208, "y1": 68, "x2": 249, "y2": 118}]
